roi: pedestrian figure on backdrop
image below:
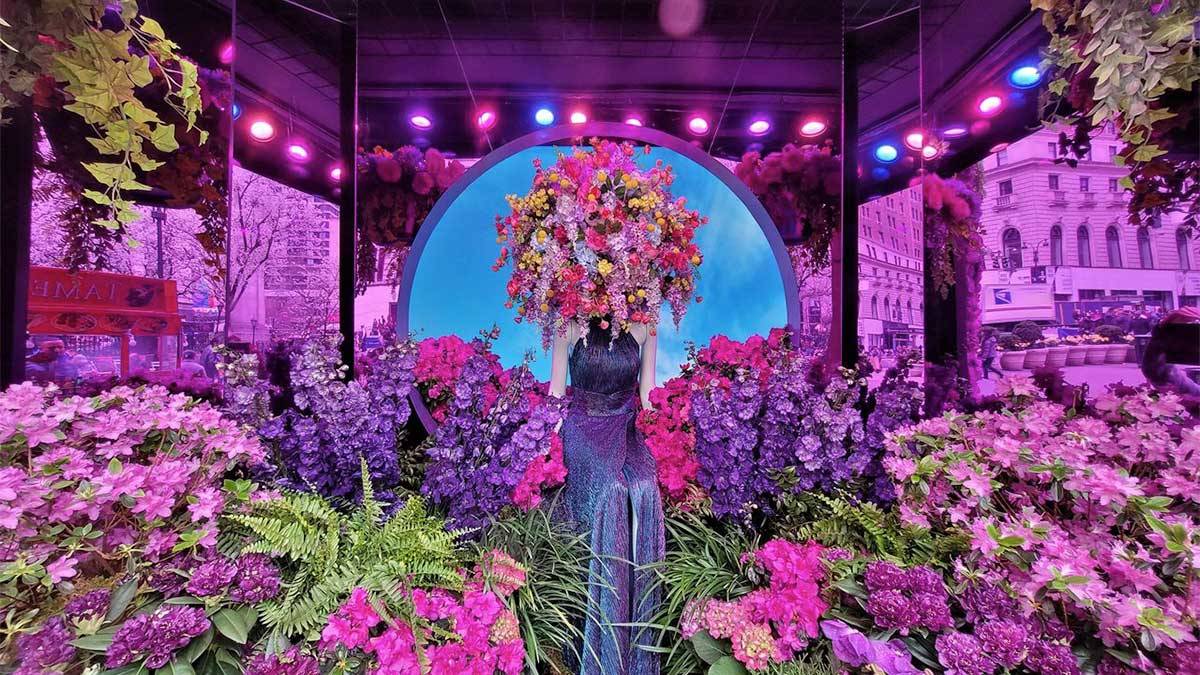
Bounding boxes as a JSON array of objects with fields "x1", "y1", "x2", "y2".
[{"x1": 981, "y1": 332, "x2": 1003, "y2": 379}]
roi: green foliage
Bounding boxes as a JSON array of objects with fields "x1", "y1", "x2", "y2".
[
  {"x1": 477, "y1": 501, "x2": 593, "y2": 674},
  {"x1": 1012, "y1": 321, "x2": 1045, "y2": 344},
  {"x1": 0, "y1": 1, "x2": 207, "y2": 229},
  {"x1": 222, "y1": 462, "x2": 463, "y2": 641},
  {"x1": 1095, "y1": 324, "x2": 1127, "y2": 342},
  {"x1": 651, "y1": 513, "x2": 759, "y2": 675},
  {"x1": 773, "y1": 491, "x2": 969, "y2": 570},
  {"x1": 1035, "y1": 0, "x2": 1200, "y2": 228},
  {"x1": 995, "y1": 331, "x2": 1023, "y2": 351}
]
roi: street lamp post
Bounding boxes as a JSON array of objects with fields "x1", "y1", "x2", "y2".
[
  {"x1": 250, "y1": 318, "x2": 258, "y2": 345},
  {"x1": 150, "y1": 206, "x2": 166, "y2": 279}
]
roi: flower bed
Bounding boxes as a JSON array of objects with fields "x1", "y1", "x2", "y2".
[{"x1": 6, "y1": 333, "x2": 1198, "y2": 675}]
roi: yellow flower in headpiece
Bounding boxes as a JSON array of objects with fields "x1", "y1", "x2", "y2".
[{"x1": 598, "y1": 259, "x2": 613, "y2": 276}]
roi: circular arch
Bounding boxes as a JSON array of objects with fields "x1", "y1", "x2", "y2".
[{"x1": 397, "y1": 122, "x2": 802, "y2": 431}]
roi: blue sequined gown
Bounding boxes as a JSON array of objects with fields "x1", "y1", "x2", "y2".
[{"x1": 562, "y1": 328, "x2": 664, "y2": 675}]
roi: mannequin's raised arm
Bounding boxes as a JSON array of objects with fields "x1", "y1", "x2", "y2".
[
  {"x1": 548, "y1": 322, "x2": 577, "y2": 399},
  {"x1": 638, "y1": 325, "x2": 657, "y2": 410}
]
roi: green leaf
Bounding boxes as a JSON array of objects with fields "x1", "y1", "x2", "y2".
[
  {"x1": 691, "y1": 630, "x2": 728, "y2": 665},
  {"x1": 107, "y1": 578, "x2": 139, "y2": 622},
  {"x1": 150, "y1": 123, "x2": 179, "y2": 152},
  {"x1": 140, "y1": 17, "x2": 167, "y2": 40},
  {"x1": 84, "y1": 162, "x2": 136, "y2": 188},
  {"x1": 101, "y1": 664, "x2": 150, "y2": 675},
  {"x1": 73, "y1": 626, "x2": 120, "y2": 652},
  {"x1": 155, "y1": 660, "x2": 195, "y2": 675},
  {"x1": 211, "y1": 608, "x2": 250, "y2": 644},
  {"x1": 708, "y1": 656, "x2": 750, "y2": 675}
]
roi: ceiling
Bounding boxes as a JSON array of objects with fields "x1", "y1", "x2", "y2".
[{"x1": 182, "y1": 0, "x2": 1047, "y2": 199}]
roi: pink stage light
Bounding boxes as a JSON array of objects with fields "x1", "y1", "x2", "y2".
[
  {"x1": 687, "y1": 116, "x2": 710, "y2": 135},
  {"x1": 476, "y1": 110, "x2": 497, "y2": 131},
  {"x1": 286, "y1": 143, "x2": 310, "y2": 162},
  {"x1": 748, "y1": 119, "x2": 771, "y2": 136},
  {"x1": 990, "y1": 142, "x2": 1009, "y2": 153},
  {"x1": 903, "y1": 130, "x2": 925, "y2": 151},
  {"x1": 942, "y1": 125, "x2": 968, "y2": 138},
  {"x1": 799, "y1": 119, "x2": 827, "y2": 137},
  {"x1": 409, "y1": 114, "x2": 433, "y2": 130},
  {"x1": 921, "y1": 144, "x2": 941, "y2": 160},
  {"x1": 569, "y1": 111, "x2": 588, "y2": 124},
  {"x1": 249, "y1": 120, "x2": 275, "y2": 142},
  {"x1": 218, "y1": 41, "x2": 235, "y2": 64},
  {"x1": 329, "y1": 166, "x2": 343, "y2": 182},
  {"x1": 978, "y1": 95, "x2": 1004, "y2": 115},
  {"x1": 624, "y1": 116, "x2": 644, "y2": 127}
]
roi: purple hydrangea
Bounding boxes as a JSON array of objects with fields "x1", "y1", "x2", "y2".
[
  {"x1": 63, "y1": 588, "x2": 111, "y2": 621},
  {"x1": 935, "y1": 631, "x2": 998, "y2": 675},
  {"x1": 959, "y1": 581, "x2": 1019, "y2": 624},
  {"x1": 148, "y1": 555, "x2": 204, "y2": 596},
  {"x1": 230, "y1": 553, "x2": 281, "y2": 603},
  {"x1": 692, "y1": 372, "x2": 769, "y2": 519},
  {"x1": 1025, "y1": 641, "x2": 1081, "y2": 675},
  {"x1": 863, "y1": 562, "x2": 953, "y2": 633},
  {"x1": 244, "y1": 646, "x2": 321, "y2": 675},
  {"x1": 422, "y1": 351, "x2": 564, "y2": 530},
  {"x1": 15, "y1": 618, "x2": 75, "y2": 674},
  {"x1": 106, "y1": 606, "x2": 210, "y2": 669},
  {"x1": 186, "y1": 557, "x2": 238, "y2": 597},
  {"x1": 975, "y1": 620, "x2": 1030, "y2": 668}
]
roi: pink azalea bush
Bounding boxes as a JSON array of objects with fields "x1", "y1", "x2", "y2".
[
  {"x1": 884, "y1": 376, "x2": 1200, "y2": 672},
  {"x1": 320, "y1": 552, "x2": 527, "y2": 674},
  {"x1": 680, "y1": 539, "x2": 828, "y2": 671},
  {"x1": 0, "y1": 382, "x2": 262, "y2": 623}
]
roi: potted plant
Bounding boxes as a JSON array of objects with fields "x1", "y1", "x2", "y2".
[{"x1": 997, "y1": 333, "x2": 1027, "y2": 371}]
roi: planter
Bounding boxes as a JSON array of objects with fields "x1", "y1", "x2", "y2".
[
  {"x1": 1085, "y1": 344, "x2": 1107, "y2": 365},
  {"x1": 1000, "y1": 351, "x2": 1027, "y2": 371},
  {"x1": 1105, "y1": 344, "x2": 1129, "y2": 364},
  {"x1": 1066, "y1": 346, "x2": 1088, "y2": 366},
  {"x1": 1127, "y1": 344, "x2": 1139, "y2": 364},
  {"x1": 1023, "y1": 348, "x2": 1049, "y2": 370},
  {"x1": 1046, "y1": 347, "x2": 1069, "y2": 369}
]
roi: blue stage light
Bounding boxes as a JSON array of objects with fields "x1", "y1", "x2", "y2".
[
  {"x1": 874, "y1": 144, "x2": 899, "y2": 163},
  {"x1": 1009, "y1": 65, "x2": 1042, "y2": 89},
  {"x1": 231, "y1": 102, "x2": 242, "y2": 120},
  {"x1": 535, "y1": 108, "x2": 555, "y2": 126}
]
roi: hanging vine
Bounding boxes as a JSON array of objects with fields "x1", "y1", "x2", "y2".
[
  {"x1": 1034, "y1": 0, "x2": 1199, "y2": 232},
  {"x1": 1, "y1": 0, "x2": 209, "y2": 237}
]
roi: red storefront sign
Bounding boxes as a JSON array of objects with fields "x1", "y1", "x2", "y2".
[{"x1": 26, "y1": 266, "x2": 181, "y2": 336}]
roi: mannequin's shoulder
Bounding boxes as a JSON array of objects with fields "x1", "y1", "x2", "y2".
[{"x1": 628, "y1": 323, "x2": 649, "y2": 345}]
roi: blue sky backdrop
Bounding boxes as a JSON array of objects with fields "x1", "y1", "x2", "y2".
[{"x1": 405, "y1": 145, "x2": 788, "y2": 382}]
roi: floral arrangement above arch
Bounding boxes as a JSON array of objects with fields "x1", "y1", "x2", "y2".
[
  {"x1": 734, "y1": 142, "x2": 841, "y2": 274},
  {"x1": 917, "y1": 173, "x2": 983, "y2": 299},
  {"x1": 355, "y1": 145, "x2": 466, "y2": 293},
  {"x1": 493, "y1": 138, "x2": 706, "y2": 346},
  {"x1": 1035, "y1": 0, "x2": 1199, "y2": 233}
]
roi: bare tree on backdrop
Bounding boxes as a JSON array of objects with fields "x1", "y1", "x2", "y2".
[{"x1": 224, "y1": 166, "x2": 325, "y2": 336}]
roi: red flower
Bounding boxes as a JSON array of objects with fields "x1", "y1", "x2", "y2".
[
  {"x1": 376, "y1": 158, "x2": 402, "y2": 183},
  {"x1": 412, "y1": 171, "x2": 434, "y2": 195}
]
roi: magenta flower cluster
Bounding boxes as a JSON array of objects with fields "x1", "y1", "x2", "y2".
[
  {"x1": 320, "y1": 583, "x2": 525, "y2": 675},
  {"x1": 885, "y1": 377, "x2": 1200, "y2": 671},
  {"x1": 680, "y1": 539, "x2": 829, "y2": 671}
]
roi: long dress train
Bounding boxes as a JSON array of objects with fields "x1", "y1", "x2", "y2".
[{"x1": 561, "y1": 328, "x2": 664, "y2": 675}]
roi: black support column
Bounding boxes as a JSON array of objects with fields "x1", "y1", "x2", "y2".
[
  {"x1": 0, "y1": 101, "x2": 34, "y2": 389},
  {"x1": 338, "y1": 18, "x2": 358, "y2": 377},
  {"x1": 840, "y1": 29, "x2": 860, "y2": 370}
]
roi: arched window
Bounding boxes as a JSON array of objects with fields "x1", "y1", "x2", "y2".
[
  {"x1": 1179, "y1": 229, "x2": 1193, "y2": 270},
  {"x1": 883, "y1": 297, "x2": 891, "y2": 320},
  {"x1": 1077, "y1": 226, "x2": 1092, "y2": 266},
  {"x1": 1106, "y1": 226, "x2": 1122, "y2": 268},
  {"x1": 1002, "y1": 228, "x2": 1023, "y2": 269},
  {"x1": 1049, "y1": 225, "x2": 1063, "y2": 266},
  {"x1": 1138, "y1": 227, "x2": 1154, "y2": 269},
  {"x1": 906, "y1": 299, "x2": 913, "y2": 322},
  {"x1": 871, "y1": 296, "x2": 878, "y2": 318}
]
